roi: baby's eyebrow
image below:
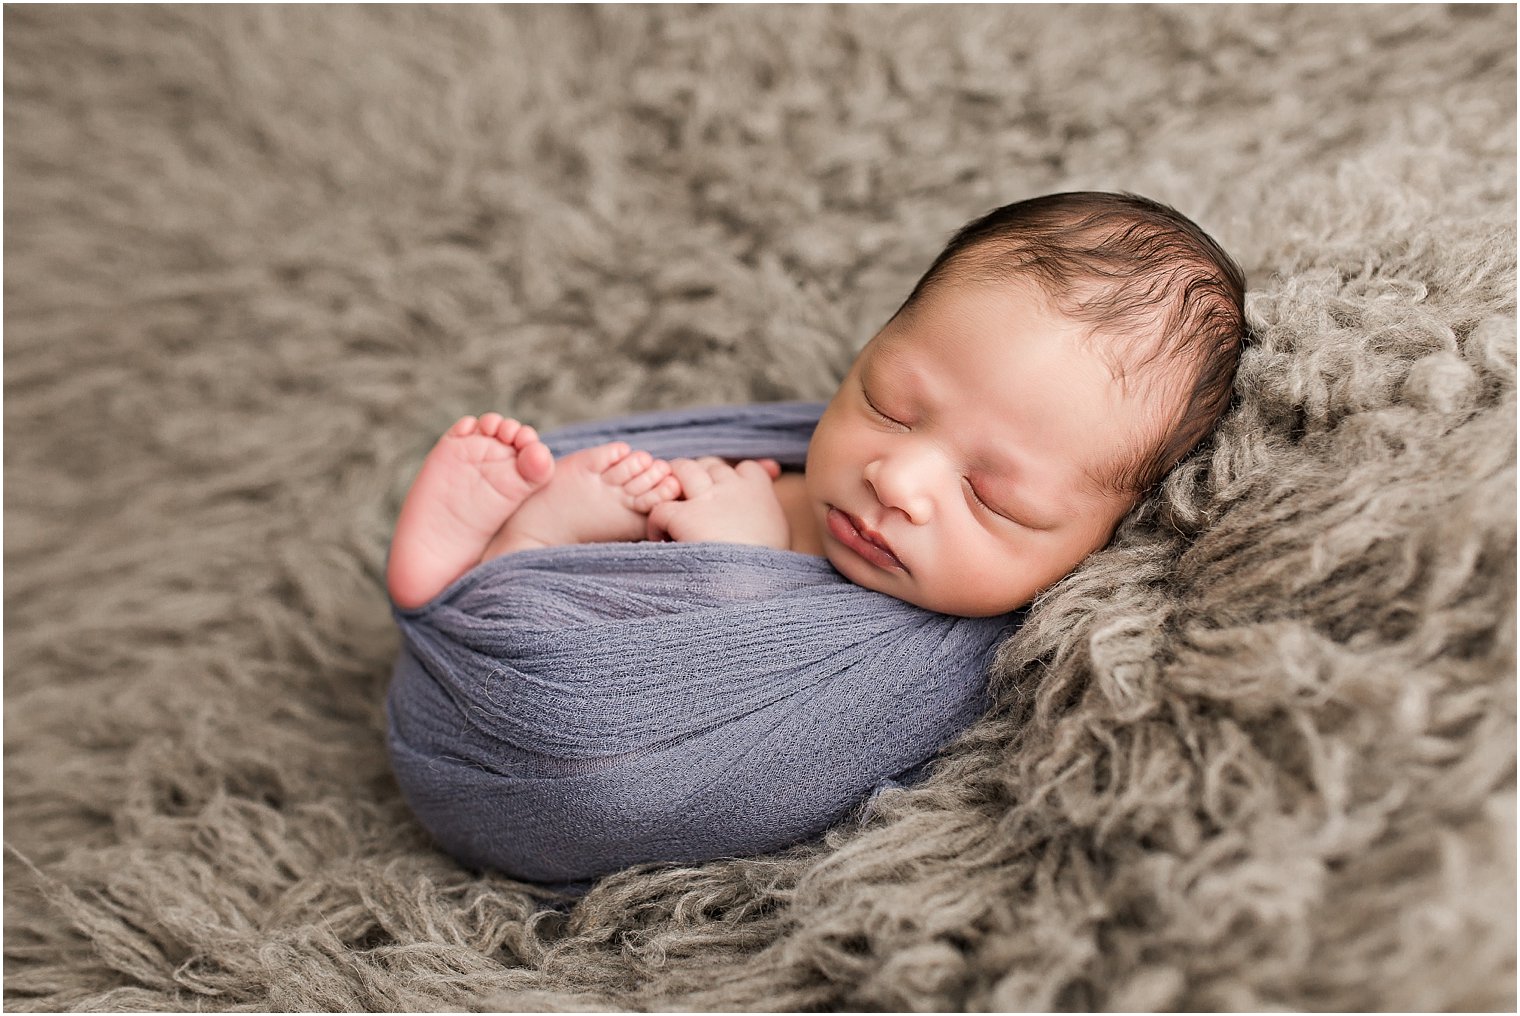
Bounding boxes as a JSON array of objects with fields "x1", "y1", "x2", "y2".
[
  {"x1": 864, "y1": 346, "x2": 923, "y2": 398},
  {"x1": 873, "y1": 340, "x2": 958, "y2": 388}
]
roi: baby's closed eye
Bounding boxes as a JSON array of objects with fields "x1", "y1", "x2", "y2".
[
  {"x1": 862, "y1": 388, "x2": 907, "y2": 427},
  {"x1": 965, "y1": 478, "x2": 1020, "y2": 523}
]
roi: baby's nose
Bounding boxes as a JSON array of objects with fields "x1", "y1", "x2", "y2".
[{"x1": 864, "y1": 460, "x2": 933, "y2": 524}]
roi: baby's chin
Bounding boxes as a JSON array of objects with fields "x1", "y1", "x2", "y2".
[
  {"x1": 859, "y1": 566, "x2": 1033, "y2": 617},
  {"x1": 822, "y1": 543, "x2": 895, "y2": 594},
  {"x1": 824, "y1": 545, "x2": 933, "y2": 608}
]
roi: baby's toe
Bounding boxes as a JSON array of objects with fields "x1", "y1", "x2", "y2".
[
  {"x1": 510, "y1": 422, "x2": 541, "y2": 450},
  {"x1": 516, "y1": 440, "x2": 555, "y2": 485},
  {"x1": 490, "y1": 416, "x2": 522, "y2": 444},
  {"x1": 596, "y1": 445, "x2": 647, "y2": 484},
  {"x1": 447, "y1": 415, "x2": 480, "y2": 437},
  {"x1": 620, "y1": 458, "x2": 670, "y2": 497},
  {"x1": 477, "y1": 412, "x2": 506, "y2": 437},
  {"x1": 630, "y1": 475, "x2": 682, "y2": 513}
]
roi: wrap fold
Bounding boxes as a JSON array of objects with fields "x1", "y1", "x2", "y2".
[{"x1": 388, "y1": 402, "x2": 1021, "y2": 884}]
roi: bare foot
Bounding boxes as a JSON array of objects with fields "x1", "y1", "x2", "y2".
[
  {"x1": 387, "y1": 413, "x2": 555, "y2": 609},
  {"x1": 481, "y1": 441, "x2": 683, "y2": 558}
]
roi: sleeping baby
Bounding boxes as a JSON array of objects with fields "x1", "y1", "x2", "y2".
[
  {"x1": 386, "y1": 191, "x2": 1247, "y2": 618},
  {"x1": 385, "y1": 191, "x2": 1248, "y2": 882}
]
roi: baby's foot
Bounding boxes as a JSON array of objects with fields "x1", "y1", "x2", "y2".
[
  {"x1": 387, "y1": 413, "x2": 555, "y2": 609},
  {"x1": 481, "y1": 442, "x2": 682, "y2": 559}
]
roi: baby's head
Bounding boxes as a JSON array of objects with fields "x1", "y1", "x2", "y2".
[{"x1": 804, "y1": 192, "x2": 1247, "y2": 616}]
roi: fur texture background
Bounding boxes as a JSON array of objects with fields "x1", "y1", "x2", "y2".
[{"x1": 4, "y1": 5, "x2": 1515, "y2": 1010}]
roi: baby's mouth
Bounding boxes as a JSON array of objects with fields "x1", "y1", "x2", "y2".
[{"x1": 826, "y1": 507, "x2": 907, "y2": 572}]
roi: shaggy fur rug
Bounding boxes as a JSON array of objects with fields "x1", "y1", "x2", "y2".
[{"x1": 4, "y1": 5, "x2": 1515, "y2": 1011}]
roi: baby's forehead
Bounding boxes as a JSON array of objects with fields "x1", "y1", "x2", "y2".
[
  {"x1": 922, "y1": 268, "x2": 1185, "y2": 378},
  {"x1": 881, "y1": 314, "x2": 1176, "y2": 407}
]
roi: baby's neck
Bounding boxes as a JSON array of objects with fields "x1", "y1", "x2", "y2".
[{"x1": 773, "y1": 471, "x2": 826, "y2": 557}]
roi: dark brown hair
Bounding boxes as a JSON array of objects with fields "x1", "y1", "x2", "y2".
[{"x1": 892, "y1": 191, "x2": 1247, "y2": 498}]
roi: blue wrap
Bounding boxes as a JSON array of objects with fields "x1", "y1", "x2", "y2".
[{"x1": 387, "y1": 402, "x2": 1022, "y2": 885}]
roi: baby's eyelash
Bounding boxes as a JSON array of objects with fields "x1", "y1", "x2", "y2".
[
  {"x1": 862, "y1": 390, "x2": 902, "y2": 426},
  {"x1": 967, "y1": 479, "x2": 1015, "y2": 523}
]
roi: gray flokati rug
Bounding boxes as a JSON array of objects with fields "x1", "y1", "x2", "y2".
[{"x1": 4, "y1": 5, "x2": 1515, "y2": 1011}]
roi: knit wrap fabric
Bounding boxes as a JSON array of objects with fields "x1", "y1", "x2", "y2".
[{"x1": 387, "y1": 402, "x2": 1022, "y2": 884}]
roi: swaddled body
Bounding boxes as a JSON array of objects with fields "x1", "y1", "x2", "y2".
[
  {"x1": 390, "y1": 404, "x2": 1019, "y2": 883},
  {"x1": 385, "y1": 192, "x2": 1249, "y2": 883}
]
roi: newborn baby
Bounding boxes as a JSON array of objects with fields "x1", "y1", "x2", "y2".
[{"x1": 387, "y1": 191, "x2": 1246, "y2": 617}]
